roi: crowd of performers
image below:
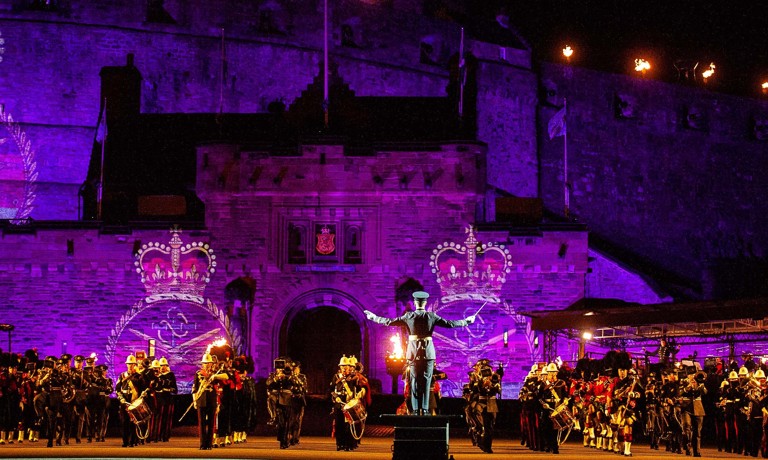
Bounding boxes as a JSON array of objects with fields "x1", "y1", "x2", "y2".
[
  {"x1": 188, "y1": 347, "x2": 258, "y2": 450},
  {"x1": 115, "y1": 351, "x2": 179, "y2": 447},
  {"x1": 519, "y1": 349, "x2": 768, "y2": 457},
  {"x1": 0, "y1": 350, "x2": 113, "y2": 447},
  {"x1": 265, "y1": 356, "x2": 308, "y2": 449}
]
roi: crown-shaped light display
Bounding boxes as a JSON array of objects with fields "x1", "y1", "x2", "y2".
[
  {"x1": 134, "y1": 228, "x2": 216, "y2": 303},
  {"x1": 430, "y1": 225, "x2": 513, "y2": 304}
]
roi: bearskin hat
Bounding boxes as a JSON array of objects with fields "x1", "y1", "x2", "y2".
[
  {"x1": 209, "y1": 343, "x2": 234, "y2": 363},
  {"x1": 615, "y1": 352, "x2": 632, "y2": 371}
]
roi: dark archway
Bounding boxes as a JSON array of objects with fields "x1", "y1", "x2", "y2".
[{"x1": 286, "y1": 307, "x2": 362, "y2": 394}]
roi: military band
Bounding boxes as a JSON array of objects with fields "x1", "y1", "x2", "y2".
[{"x1": 3, "y1": 342, "x2": 768, "y2": 457}]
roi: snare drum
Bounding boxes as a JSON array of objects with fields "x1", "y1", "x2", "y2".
[
  {"x1": 342, "y1": 398, "x2": 367, "y2": 424},
  {"x1": 550, "y1": 404, "x2": 575, "y2": 430},
  {"x1": 127, "y1": 397, "x2": 152, "y2": 425}
]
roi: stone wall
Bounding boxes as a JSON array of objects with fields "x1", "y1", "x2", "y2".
[
  {"x1": 0, "y1": 0, "x2": 537, "y2": 220},
  {"x1": 538, "y1": 62, "x2": 768, "y2": 298}
]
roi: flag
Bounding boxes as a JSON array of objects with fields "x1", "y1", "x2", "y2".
[
  {"x1": 548, "y1": 106, "x2": 566, "y2": 139},
  {"x1": 95, "y1": 102, "x2": 107, "y2": 143}
]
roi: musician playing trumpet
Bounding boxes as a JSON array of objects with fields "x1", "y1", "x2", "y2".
[
  {"x1": 680, "y1": 367, "x2": 707, "y2": 457},
  {"x1": 192, "y1": 353, "x2": 226, "y2": 450}
]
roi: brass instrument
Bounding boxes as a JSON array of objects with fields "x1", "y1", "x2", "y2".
[
  {"x1": 741, "y1": 377, "x2": 764, "y2": 420},
  {"x1": 178, "y1": 363, "x2": 225, "y2": 422}
]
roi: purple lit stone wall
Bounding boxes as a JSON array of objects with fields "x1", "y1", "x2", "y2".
[
  {"x1": 0, "y1": 1, "x2": 537, "y2": 219},
  {"x1": 195, "y1": 141, "x2": 589, "y2": 396},
  {"x1": 539, "y1": 63, "x2": 768, "y2": 298},
  {"x1": 0, "y1": 227, "x2": 245, "y2": 391}
]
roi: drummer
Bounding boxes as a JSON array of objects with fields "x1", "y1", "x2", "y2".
[
  {"x1": 115, "y1": 354, "x2": 146, "y2": 448},
  {"x1": 330, "y1": 356, "x2": 364, "y2": 451}
]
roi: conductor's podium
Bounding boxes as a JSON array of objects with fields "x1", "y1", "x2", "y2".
[{"x1": 380, "y1": 415, "x2": 451, "y2": 460}]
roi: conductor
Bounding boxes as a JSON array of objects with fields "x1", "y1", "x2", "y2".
[{"x1": 364, "y1": 291, "x2": 475, "y2": 415}]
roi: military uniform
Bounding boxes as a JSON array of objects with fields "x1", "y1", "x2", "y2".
[
  {"x1": 538, "y1": 363, "x2": 567, "y2": 454},
  {"x1": 267, "y1": 359, "x2": 294, "y2": 449},
  {"x1": 38, "y1": 355, "x2": 72, "y2": 447},
  {"x1": 232, "y1": 356, "x2": 257, "y2": 444},
  {"x1": 155, "y1": 357, "x2": 177, "y2": 442},
  {"x1": 87, "y1": 364, "x2": 111, "y2": 442},
  {"x1": 69, "y1": 355, "x2": 89, "y2": 444},
  {"x1": 115, "y1": 354, "x2": 145, "y2": 448},
  {"x1": 288, "y1": 362, "x2": 307, "y2": 446},
  {"x1": 467, "y1": 359, "x2": 503, "y2": 453},
  {"x1": 192, "y1": 353, "x2": 224, "y2": 450},
  {"x1": 365, "y1": 291, "x2": 474, "y2": 415}
]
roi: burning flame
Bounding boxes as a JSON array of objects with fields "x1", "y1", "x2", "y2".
[
  {"x1": 388, "y1": 333, "x2": 404, "y2": 359},
  {"x1": 562, "y1": 45, "x2": 573, "y2": 59},
  {"x1": 702, "y1": 62, "x2": 716, "y2": 80},
  {"x1": 763, "y1": 82, "x2": 768, "y2": 90},
  {"x1": 206, "y1": 338, "x2": 228, "y2": 354},
  {"x1": 634, "y1": 59, "x2": 651, "y2": 72}
]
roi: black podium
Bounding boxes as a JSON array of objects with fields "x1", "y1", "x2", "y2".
[{"x1": 380, "y1": 415, "x2": 451, "y2": 460}]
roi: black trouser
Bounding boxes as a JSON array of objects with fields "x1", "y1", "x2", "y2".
[
  {"x1": 275, "y1": 403, "x2": 290, "y2": 447},
  {"x1": 196, "y1": 391, "x2": 217, "y2": 449},
  {"x1": 748, "y1": 416, "x2": 763, "y2": 457},
  {"x1": 289, "y1": 399, "x2": 305, "y2": 445},
  {"x1": 333, "y1": 404, "x2": 354, "y2": 450},
  {"x1": 479, "y1": 409, "x2": 496, "y2": 452},
  {"x1": 71, "y1": 391, "x2": 88, "y2": 442},
  {"x1": 408, "y1": 358, "x2": 434, "y2": 415},
  {"x1": 119, "y1": 403, "x2": 138, "y2": 447},
  {"x1": 156, "y1": 394, "x2": 173, "y2": 442},
  {"x1": 87, "y1": 395, "x2": 108, "y2": 441},
  {"x1": 45, "y1": 392, "x2": 65, "y2": 447}
]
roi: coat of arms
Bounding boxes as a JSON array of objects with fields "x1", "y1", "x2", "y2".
[{"x1": 316, "y1": 225, "x2": 336, "y2": 255}]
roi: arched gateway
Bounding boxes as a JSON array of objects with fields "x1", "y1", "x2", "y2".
[{"x1": 276, "y1": 289, "x2": 370, "y2": 394}]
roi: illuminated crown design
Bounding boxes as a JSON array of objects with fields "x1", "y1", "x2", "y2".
[
  {"x1": 430, "y1": 225, "x2": 513, "y2": 304},
  {"x1": 134, "y1": 228, "x2": 216, "y2": 303}
]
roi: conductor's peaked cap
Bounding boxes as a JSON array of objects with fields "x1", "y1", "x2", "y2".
[{"x1": 412, "y1": 291, "x2": 429, "y2": 301}]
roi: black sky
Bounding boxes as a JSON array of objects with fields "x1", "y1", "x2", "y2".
[{"x1": 472, "y1": 1, "x2": 768, "y2": 96}]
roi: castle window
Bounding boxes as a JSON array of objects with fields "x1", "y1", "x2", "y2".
[
  {"x1": 288, "y1": 223, "x2": 307, "y2": 264},
  {"x1": 21, "y1": 0, "x2": 60, "y2": 12},
  {"x1": 341, "y1": 25, "x2": 358, "y2": 48},
  {"x1": 344, "y1": 224, "x2": 363, "y2": 264},
  {"x1": 146, "y1": 0, "x2": 176, "y2": 24}
]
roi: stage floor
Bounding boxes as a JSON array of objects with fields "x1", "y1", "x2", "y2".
[{"x1": 0, "y1": 435, "x2": 746, "y2": 459}]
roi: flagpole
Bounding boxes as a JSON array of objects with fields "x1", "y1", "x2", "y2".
[
  {"x1": 458, "y1": 27, "x2": 465, "y2": 120},
  {"x1": 219, "y1": 28, "x2": 225, "y2": 115},
  {"x1": 97, "y1": 98, "x2": 106, "y2": 221},
  {"x1": 323, "y1": 0, "x2": 329, "y2": 129},
  {"x1": 563, "y1": 98, "x2": 569, "y2": 219}
]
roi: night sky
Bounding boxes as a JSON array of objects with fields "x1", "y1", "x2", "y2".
[{"x1": 473, "y1": 1, "x2": 768, "y2": 97}]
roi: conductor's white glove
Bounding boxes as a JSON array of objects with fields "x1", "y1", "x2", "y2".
[{"x1": 465, "y1": 315, "x2": 476, "y2": 324}]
